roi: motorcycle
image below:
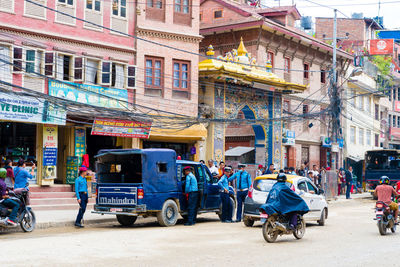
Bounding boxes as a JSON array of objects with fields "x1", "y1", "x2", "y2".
[
  {"x1": 260, "y1": 210, "x2": 306, "y2": 243},
  {"x1": 0, "y1": 190, "x2": 36, "y2": 232},
  {"x1": 374, "y1": 201, "x2": 396, "y2": 235}
]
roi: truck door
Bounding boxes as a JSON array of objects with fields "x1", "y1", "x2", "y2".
[
  {"x1": 204, "y1": 168, "x2": 221, "y2": 209},
  {"x1": 195, "y1": 165, "x2": 206, "y2": 209},
  {"x1": 176, "y1": 163, "x2": 188, "y2": 211}
]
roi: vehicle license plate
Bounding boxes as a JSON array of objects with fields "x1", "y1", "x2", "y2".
[
  {"x1": 260, "y1": 213, "x2": 268, "y2": 219},
  {"x1": 110, "y1": 208, "x2": 123, "y2": 212},
  {"x1": 376, "y1": 211, "x2": 383, "y2": 215}
]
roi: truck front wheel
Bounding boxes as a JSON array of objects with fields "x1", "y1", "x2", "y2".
[
  {"x1": 116, "y1": 215, "x2": 137, "y2": 226},
  {"x1": 157, "y1": 200, "x2": 179, "y2": 227}
]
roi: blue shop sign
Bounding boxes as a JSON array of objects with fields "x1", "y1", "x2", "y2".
[
  {"x1": 338, "y1": 138, "x2": 344, "y2": 148},
  {"x1": 322, "y1": 136, "x2": 332, "y2": 148}
]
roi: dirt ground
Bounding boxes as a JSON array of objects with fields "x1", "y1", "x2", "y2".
[{"x1": 1, "y1": 196, "x2": 399, "y2": 267}]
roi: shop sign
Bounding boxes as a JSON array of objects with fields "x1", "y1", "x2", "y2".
[
  {"x1": 48, "y1": 80, "x2": 129, "y2": 109},
  {"x1": 0, "y1": 91, "x2": 66, "y2": 125},
  {"x1": 331, "y1": 143, "x2": 339, "y2": 153},
  {"x1": 395, "y1": 101, "x2": 400, "y2": 112},
  {"x1": 338, "y1": 138, "x2": 344, "y2": 148},
  {"x1": 43, "y1": 125, "x2": 58, "y2": 179},
  {"x1": 75, "y1": 128, "x2": 86, "y2": 166},
  {"x1": 390, "y1": 127, "x2": 400, "y2": 140},
  {"x1": 91, "y1": 118, "x2": 152, "y2": 139},
  {"x1": 321, "y1": 136, "x2": 332, "y2": 148},
  {"x1": 282, "y1": 130, "x2": 295, "y2": 146},
  {"x1": 66, "y1": 156, "x2": 79, "y2": 184},
  {"x1": 369, "y1": 39, "x2": 394, "y2": 55}
]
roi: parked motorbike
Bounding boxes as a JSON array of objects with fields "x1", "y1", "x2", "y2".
[
  {"x1": 260, "y1": 210, "x2": 305, "y2": 243},
  {"x1": 0, "y1": 191, "x2": 36, "y2": 232},
  {"x1": 374, "y1": 201, "x2": 396, "y2": 235}
]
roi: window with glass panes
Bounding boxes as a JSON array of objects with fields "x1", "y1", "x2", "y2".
[
  {"x1": 284, "y1": 57, "x2": 290, "y2": 73},
  {"x1": 350, "y1": 127, "x2": 356, "y2": 144},
  {"x1": 147, "y1": 0, "x2": 163, "y2": 8},
  {"x1": 175, "y1": 0, "x2": 189, "y2": 13},
  {"x1": 267, "y1": 51, "x2": 274, "y2": 69},
  {"x1": 359, "y1": 128, "x2": 364, "y2": 145},
  {"x1": 112, "y1": 0, "x2": 126, "y2": 17},
  {"x1": 145, "y1": 57, "x2": 163, "y2": 88},
  {"x1": 303, "y1": 63, "x2": 309, "y2": 79},
  {"x1": 87, "y1": 0, "x2": 100, "y2": 11},
  {"x1": 398, "y1": 116, "x2": 400, "y2": 128},
  {"x1": 393, "y1": 115, "x2": 396, "y2": 128},
  {"x1": 366, "y1": 130, "x2": 371, "y2": 145},
  {"x1": 59, "y1": 0, "x2": 73, "y2": 5},
  {"x1": 26, "y1": 50, "x2": 36, "y2": 73},
  {"x1": 173, "y1": 60, "x2": 190, "y2": 90}
]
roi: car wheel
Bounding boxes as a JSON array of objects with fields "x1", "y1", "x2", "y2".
[
  {"x1": 243, "y1": 216, "x2": 254, "y2": 227},
  {"x1": 318, "y1": 209, "x2": 326, "y2": 226},
  {"x1": 116, "y1": 215, "x2": 137, "y2": 226},
  {"x1": 157, "y1": 199, "x2": 179, "y2": 227}
]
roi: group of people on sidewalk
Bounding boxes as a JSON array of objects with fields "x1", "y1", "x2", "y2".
[
  {"x1": 337, "y1": 166, "x2": 359, "y2": 199},
  {"x1": 0, "y1": 159, "x2": 35, "y2": 226}
]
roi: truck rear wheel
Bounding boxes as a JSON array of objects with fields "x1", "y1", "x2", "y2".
[
  {"x1": 116, "y1": 215, "x2": 137, "y2": 226},
  {"x1": 157, "y1": 200, "x2": 179, "y2": 227}
]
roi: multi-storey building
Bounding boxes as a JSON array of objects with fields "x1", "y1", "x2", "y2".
[
  {"x1": 199, "y1": 2, "x2": 352, "y2": 169},
  {"x1": 0, "y1": 0, "x2": 203, "y2": 188}
]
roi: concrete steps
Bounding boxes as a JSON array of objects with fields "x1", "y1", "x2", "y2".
[{"x1": 29, "y1": 184, "x2": 96, "y2": 211}]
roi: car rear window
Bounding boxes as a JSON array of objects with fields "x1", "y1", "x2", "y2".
[{"x1": 253, "y1": 179, "x2": 291, "y2": 192}]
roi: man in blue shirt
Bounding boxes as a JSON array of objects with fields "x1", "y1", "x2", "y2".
[
  {"x1": 218, "y1": 166, "x2": 233, "y2": 223},
  {"x1": 264, "y1": 164, "x2": 274, "y2": 175},
  {"x1": 229, "y1": 164, "x2": 252, "y2": 222},
  {"x1": 183, "y1": 166, "x2": 198, "y2": 226},
  {"x1": 75, "y1": 167, "x2": 88, "y2": 228}
]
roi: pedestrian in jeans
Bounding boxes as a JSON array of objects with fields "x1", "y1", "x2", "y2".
[
  {"x1": 75, "y1": 167, "x2": 88, "y2": 228},
  {"x1": 0, "y1": 168, "x2": 19, "y2": 226},
  {"x1": 218, "y1": 166, "x2": 233, "y2": 223},
  {"x1": 183, "y1": 166, "x2": 198, "y2": 226},
  {"x1": 229, "y1": 164, "x2": 251, "y2": 222},
  {"x1": 345, "y1": 166, "x2": 353, "y2": 199}
]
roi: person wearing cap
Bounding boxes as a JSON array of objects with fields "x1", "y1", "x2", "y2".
[
  {"x1": 256, "y1": 165, "x2": 264, "y2": 177},
  {"x1": 183, "y1": 166, "x2": 199, "y2": 226},
  {"x1": 75, "y1": 166, "x2": 88, "y2": 228},
  {"x1": 217, "y1": 166, "x2": 233, "y2": 223},
  {"x1": 229, "y1": 164, "x2": 252, "y2": 222}
]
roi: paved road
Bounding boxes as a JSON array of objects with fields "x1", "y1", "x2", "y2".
[{"x1": 1, "y1": 197, "x2": 399, "y2": 267}]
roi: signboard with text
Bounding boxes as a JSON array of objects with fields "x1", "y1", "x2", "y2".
[
  {"x1": 75, "y1": 128, "x2": 86, "y2": 166},
  {"x1": 0, "y1": 91, "x2": 66, "y2": 125},
  {"x1": 395, "y1": 101, "x2": 400, "y2": 112},
  {"x1": 66, "y1": 156, "x2": 79, "y2": 184},
  {"x1": 91, "y1": 118, "x2": 152, "y2": 139},
  {"x1": 369, "y1": 39, "x2": 394, "y2": 55},
  {"x1": 43, "y1": 125, "x2": 58, "y2": 179},
  {"x1": 48, "y1": 80, "x2": 129, "y2": 110}
]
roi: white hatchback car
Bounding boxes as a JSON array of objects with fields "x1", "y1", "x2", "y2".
[{"x1": 243, "y1": 174, "x2": 328, "y2": 227}]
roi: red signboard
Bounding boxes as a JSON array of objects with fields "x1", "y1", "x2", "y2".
[
  {"x1": 369, "y1": 39, "x2": 394, "y2": 55},
  {"x1": 91, "y1": 118, "x2": 152, "y2": 139},
  {"x1": 390, "y1": 127, "x2": 400, "y2": 140},
  {"x1": 395, "y1": 101, "x2": 400, "y2": 112}
]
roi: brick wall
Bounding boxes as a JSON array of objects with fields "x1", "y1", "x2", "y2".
[{"x1": 315, "y1": 18, "x2": 366, "y2": 45}]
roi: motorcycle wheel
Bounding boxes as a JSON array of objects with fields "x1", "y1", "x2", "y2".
[
  {"x1": 262, "y1": 221, "x2": 278, "y2": 243},
  {"x1": 391, "y1": 224, "x2": 396, "y2": 233},
  {"x1": 20, "y1": 209, "x2": 36, "y2": 232},
  {"x1": 378, "y1": 220, "x2": 387, "y2": 236},
  {"x1": 293, "y1": 218, "x2": 306, "y2": 239}
]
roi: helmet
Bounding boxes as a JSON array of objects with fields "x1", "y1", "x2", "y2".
[
  {"x1": 277, "y1": 173, "x2": 287, "y2": 182},
  {"x1": 0, "y1": 168, "x2": 6, "y2": 179},
  {"x1": 380, "y1": 176, "x2": 390, "y2": 185}
]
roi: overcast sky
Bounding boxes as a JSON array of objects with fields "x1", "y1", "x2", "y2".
[{"x1": 265, "y1": 0, "x2": 399, "y2": 29}]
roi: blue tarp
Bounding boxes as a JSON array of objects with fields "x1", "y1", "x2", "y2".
[{"x1": 260, "y1": 182, "x2": 309, "y2": 216}]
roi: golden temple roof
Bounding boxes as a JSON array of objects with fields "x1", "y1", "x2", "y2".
[{"x1": 199, "y1": 40, "x2": 307, "y2": 93}]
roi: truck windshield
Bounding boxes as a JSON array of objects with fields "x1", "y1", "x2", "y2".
[{"x1": 96, "y1": 153, "x2": 142, "y2": 183}]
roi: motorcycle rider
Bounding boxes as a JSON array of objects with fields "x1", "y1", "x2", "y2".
[
  {"x1": 374, "y1": 176, "x2": 399, "y2": 224},
  {"x1": 260, "y1": 171, "x2": 309, "y2": 230},
  {"x1": 0, "y1": 168, "x2": 19, "y2": 227}
]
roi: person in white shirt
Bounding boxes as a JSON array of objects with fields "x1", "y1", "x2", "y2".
[{"x1": 207, "y1": 160, "x2": 219, "y2": 174}]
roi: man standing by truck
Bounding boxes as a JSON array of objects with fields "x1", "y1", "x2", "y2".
[
  {"x1": 218, "y1": 166, "x2": 233, "y2": 223},
  {"x1": 183, "y1": 166, "x2": 198, "y2": 226},
  {"x1": 229, "y1": 164, "x2": 251, "y2": 222}
]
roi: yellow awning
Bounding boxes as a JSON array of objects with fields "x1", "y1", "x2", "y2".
[{"x1": 149, "y1": 124, "x2": 207, "y2": 142}]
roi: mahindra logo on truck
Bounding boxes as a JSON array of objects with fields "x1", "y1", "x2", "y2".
[{"x1": 99, "y1": 197, "x2": 136, "y2": 205}]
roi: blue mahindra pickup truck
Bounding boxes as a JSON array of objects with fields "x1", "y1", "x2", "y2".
[{"x1": 92, "y1": 148, "x2": 235, "y2": 227}]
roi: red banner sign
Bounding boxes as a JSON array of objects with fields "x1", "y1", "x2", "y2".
[
  {"x1": 91, "y1": 118, "x2": 152, "y2": 139},
  {"x1": 369, "y1": 39, "x2": 394, "y2": 55},
  {"x1": 390, "y1": 127, "x2": 400, "y2": 140}
]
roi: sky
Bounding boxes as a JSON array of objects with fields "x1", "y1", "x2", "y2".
[{"x1": 263, "y1": 0, "x2": 400, "y2": 29}]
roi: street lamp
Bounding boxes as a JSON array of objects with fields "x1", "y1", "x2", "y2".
[{"x1": 349, "y1": 67, "x2": 363, "y2": 78}]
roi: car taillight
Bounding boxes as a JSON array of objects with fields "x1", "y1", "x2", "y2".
[
  {"x1": 138, "y1": 188, "x2": 144, "y2": 199},
  {"x1": 248, "y1": 186, "x2": 253, "y2": 198}
]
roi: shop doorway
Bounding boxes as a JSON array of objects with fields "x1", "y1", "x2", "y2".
[
  {"x1": 143, "y1": 141, "x2": 194, "y2": 160},
  {"x1": 86, "y1": 128, "x2": 120, "y2": 169}
]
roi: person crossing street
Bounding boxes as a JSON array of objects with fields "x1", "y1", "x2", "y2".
[
  {"x1": 229, "y1": 164, "x2": 251, "y2": 222},
  {"x1": 183, "y1": 166, "x2": 199, "y2": 226}
]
